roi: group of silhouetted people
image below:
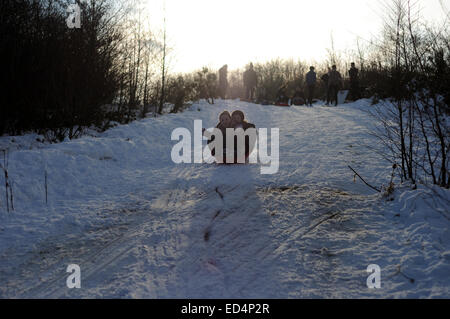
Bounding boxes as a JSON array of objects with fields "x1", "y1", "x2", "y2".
[
  {"x1": 217, "y1": 62, "x2": 361, "y2": 106},
  {"x1": 218, "y1": 63, "x2": 259, "y2": 101},
  {"x1": 218, "y1": 63, "x2": 258, "y2": 101},
  {"x1": 296, "y1": 63, "x2": 360, "y2": 106}
]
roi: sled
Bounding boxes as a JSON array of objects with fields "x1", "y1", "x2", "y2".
[{"x1": 337, "y1": 90, "x2": 349, "y2": 105}]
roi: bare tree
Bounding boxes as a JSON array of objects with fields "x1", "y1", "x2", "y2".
[
  {"x1": 370, "y1": 0, "x2": 449, "y2": 188},
  {"x1": 157, "y1": 1, "x2": 168, "y2": 115}
]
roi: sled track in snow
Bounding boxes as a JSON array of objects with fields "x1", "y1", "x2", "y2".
[
  {"x1": 1, "y1": 204, "x2": 155, "y2": 298},
  {"x1": 28, "y1": 221, "x2": 149, "y2": 298},
  {"x1": 160, "y1": 182, "x2": 370, "y2": 297},
  {"x1": 1, "y1": 173, "x2": 380, "y2": 298},
  {"x1": 3, "y1": 175, "x2": 245, "y2": 298}
]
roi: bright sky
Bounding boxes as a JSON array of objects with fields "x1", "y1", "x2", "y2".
[{"x1": 145, "y1": 0, "x2": 449, "y2": 73}]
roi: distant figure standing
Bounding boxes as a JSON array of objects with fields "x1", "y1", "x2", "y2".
[
  {"x1": 321, "y1": 69, "x2": 331, "y2": 105},
  {"x1": 305, "y1": 66, "x2": 317, "y2": 106},
  {"x1": 348, "y1": 62, "x2": 360, "y2": 101},
  {"x1": 243, "y1": 63, "x2": 258, "y2": 100},
  {"x1": 328, "y1": 65, "x2": 342, "y2": 106},
  {"x1": 218, "y1": 65, "x2": 228, "y2": 100}
]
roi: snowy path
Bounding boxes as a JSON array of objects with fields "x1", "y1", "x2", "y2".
[{"x1": 0, "y1": 100, "x2": 449, "y2": 298}]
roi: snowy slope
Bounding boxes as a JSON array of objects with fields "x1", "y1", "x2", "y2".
[{"x1": 0, "y1": 99, "x2": 449, "y2": 298}]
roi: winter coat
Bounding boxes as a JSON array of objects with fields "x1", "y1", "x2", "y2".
[
  {"x1": 306, "y1": 70, "x2": 317, "y2": 85},
  {"x1": 209, "y1": 120, "x2": 256, "y2": 161},
  {"x1": 232, "y1": 121, "x2": 256, "y2": 159},
  {"x1": 243, "y1": 69, "x2": 257, "y2": 88},
  {"x1": 328, "y1": 70, "x2": 342, "y2": 87},
  {"x1": 242, "y1": 121, "x2": 256, "y2": 130},
  {"x1": 349, "y1": 67, "x2": 359, "y2": 82}
]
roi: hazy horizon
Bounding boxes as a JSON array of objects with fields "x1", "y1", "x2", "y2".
[{"x1": 144, "y1": 0, "x2": 448, "y2": 73}]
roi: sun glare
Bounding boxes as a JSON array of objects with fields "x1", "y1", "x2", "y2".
[{"x1": 145, "y1": 0, "x2": 448, "y2": 73}]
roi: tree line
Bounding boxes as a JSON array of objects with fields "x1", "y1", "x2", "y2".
[{"x1": 0, "y1": 0, "x2": 173, "y2": 140}]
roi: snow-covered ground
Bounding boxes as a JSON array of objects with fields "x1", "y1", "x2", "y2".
[{"x1": 0, "y1": 99, "x2": 449, "y2": 298}]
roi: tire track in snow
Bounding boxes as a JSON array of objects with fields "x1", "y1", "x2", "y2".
[
  {"x1": 8, "y1": 169, "x2": 198, "y2": 298},
  {"x1": 17, "y1": 208, "x2": 156, "y2": 298}
]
